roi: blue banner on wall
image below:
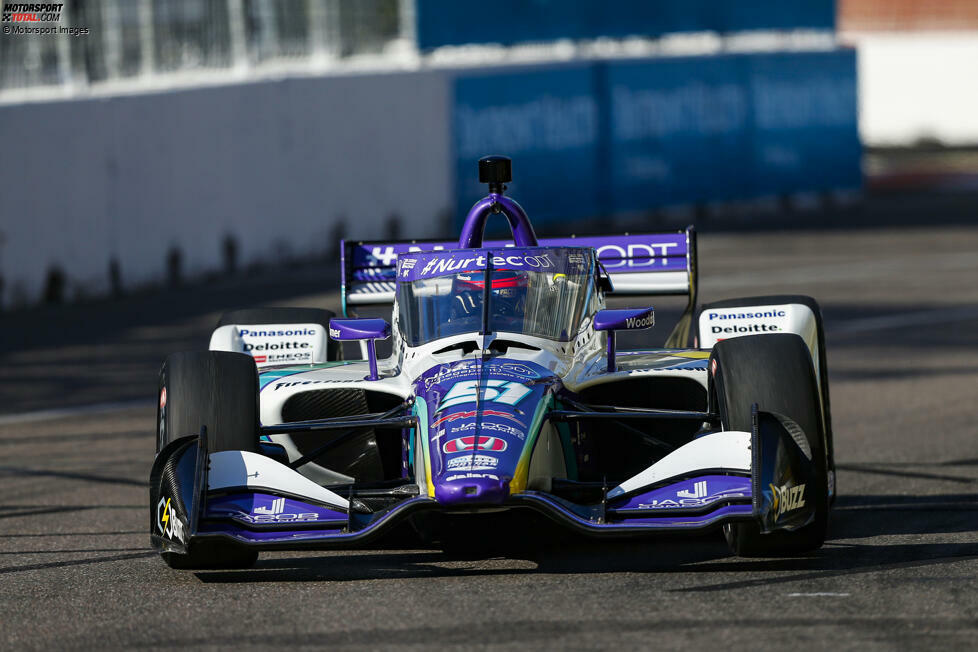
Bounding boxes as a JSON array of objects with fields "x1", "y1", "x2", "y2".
[
  {"x1": 747, "y1": 51, "x2": 861, "y2": 197},
  {"x1": 452, "y1": 49, "x2": 860, "y2": 227},
  {"x1": 419, "y1": 0, "x2": 835, "y2": 51},
  {"x1": 454, "y1": 64, "x2": 603, "y2": 225}
]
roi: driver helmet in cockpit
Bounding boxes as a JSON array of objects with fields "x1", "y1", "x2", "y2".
[{"x1": 451, "y1": 269, "x2": 529, "y2": 317}]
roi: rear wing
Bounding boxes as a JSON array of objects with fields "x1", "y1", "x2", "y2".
[{"x1": 342, "y1": 226, "x2": 698, "y2": 346}]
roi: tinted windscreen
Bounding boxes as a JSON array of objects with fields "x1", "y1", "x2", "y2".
[{"x1": 396, "y1": 249, "x2": 595, "y2": 347}]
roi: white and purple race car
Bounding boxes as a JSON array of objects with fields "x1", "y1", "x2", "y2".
[{"x1": 151, "y1": 156, "x2": 835, "y2": 568}]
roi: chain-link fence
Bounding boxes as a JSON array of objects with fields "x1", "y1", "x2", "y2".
[{"x1": 0, "y1": 0, "x2": 405, "y2": 94}]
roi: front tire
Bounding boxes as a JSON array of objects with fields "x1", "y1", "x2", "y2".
[
  {"x1": 710, "y1": 334, "x2": 829, "y2": 556},
  {"x1": 156, "y1": 351, "x2": 260, "y2": 569}
]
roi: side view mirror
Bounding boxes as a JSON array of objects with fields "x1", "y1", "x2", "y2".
[
  {"x1": 593, "y1": 307, "x2": 655, "y2": 373},
  {"x1": 329, "y1": 318, "x2": 391, "y2": 381}
]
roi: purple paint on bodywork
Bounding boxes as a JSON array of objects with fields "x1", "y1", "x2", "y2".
[
  {"x1": 346, "y1": 233, "x2": 688, "y2": 287},
  {"x1": 608, "y1": 503, "x2": 753, "y2": 527},
  {"x1": 396, "y1": 247, "x2": 587, "y2": 283},
  {"x1": 195, "y1": 494, "x2": 753, "y2": 547},
  {"x1": 328, "y1": 318, "x2": 389, "y2": 380},
  {"x1": 594, "y1": 307, "x2": 655, "y2": 372},
  {"x1": 348, "y1": 233, "x2": 688, "y2": 269},
  {"x1": 459, "y1": 194, "x2": 539, "y2": 248},
  {"x1": 593, "y1": 308, "x2": 655, "y2": 331},
  {"x1": 610, "y1": 475, "x2": 752, "y2": 511},
  {"x1": 198, "y1": 523, "x2": 346, "y2": 543},
  {"x1": 206, "y1": 492, "x2": 348, "y2": 524},
  {"x1": 328, "y1": 318, "x2": 390, "y2": 341},
  {"x1": 414, "y1": 358, "x2": 555, "y2": 507},
  {"x1": 521, "y1": 492, "x2": 753, "y2": 529}
]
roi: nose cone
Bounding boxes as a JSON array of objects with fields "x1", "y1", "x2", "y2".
[
  {"x1": 414, "y1": 359, "x2": 554, "y2": 508},
  {"x1": 434, "y1": 475, "x2": 511, "y2": 505}
]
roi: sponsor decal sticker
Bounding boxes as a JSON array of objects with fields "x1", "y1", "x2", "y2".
[
  {"x1": 238, "y1": 327, "x2": 320, "y2": 365},
  {"x1": 625, "y1": 314, "x2": 654, "y2": 329},
  {"x1": 416, "y1": 253, "x2": 554, "y2": 278},
  {"x1": 677, "y1": 480, "x2": 707, "y2": 499},
  {"x1": 369, "y1": 246, "x2": 399, "y2": 266},
  {"x1": 596, "y1": 242, "x2": 679, "y2": 268},
  {"x1": 443, "y1": 435, "x2": 507, "y2": 453},
  {"x1": 398, "y1": 257, "x2": 417, "y2": 278},
  {"x1": 244, "y1": 341, "x2": 312, "y2": 352},
  {"x1": 156, "y1": 496, "x2": 186, "y2": 543},
  {"x1": 497, "y1": 362, "x2": 539, "y2": 379},
  {"x1": 710, "y1": 324, "x2": 780, "y2": 334},
  {"x1": 450, "y1": 420, "x2": 525, "y2": 439},
  {"x1": 431, "y1": 409, "x2": 525, "y2": 428},
  {"x1": 708, "y1": 310, "x2": 786, "y2": 321},
  {"x1": 437, "y1": 380, "x2": 531, "y2": 412},
  {"x1": 273, "y1": 379, "x2": 350, "y2": 391},
  {"x1": 445, "y1": 473, "x2": 499, "y2": 482},
  {"x1": 214, "y1": 497, "x2": 325, "y2": 524},
  {"x1": 445, "y1": 455, "x2": 498, "y2": 471},
  {"x1": 770, "y1": 482, "x2": 806, "y2": 520},
  {"x1": 635, "y1": 480, "x2": 749, "y2": 509},
  {"x1": 239, "y1": 328, "x2": 318, "y2": 337}
]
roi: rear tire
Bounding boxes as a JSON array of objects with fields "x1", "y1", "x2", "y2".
[
  {"x1": 710, "y1": 334, "x2": 829, "y2": 556},
  {"x1": 156, "y1": 351, "x2": 260, "y2": 569},
  {"x1": 217, "y1": 307, "x2": 341, "y2": 361}
]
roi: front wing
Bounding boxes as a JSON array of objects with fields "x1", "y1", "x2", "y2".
[{"x1": 150, "y1": 407, "x2": 816, "y2": 553}]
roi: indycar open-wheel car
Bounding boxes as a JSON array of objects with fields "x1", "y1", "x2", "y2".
[{"x1": 150, "y1": 155, "x2": 834, "y2": 568}]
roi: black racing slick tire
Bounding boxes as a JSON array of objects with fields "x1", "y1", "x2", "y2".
[
  {"x1": 157, "y1": 351, "x2": 259, "y2": 454},
  {"x1": 698, "y1": 294, "x2": 836, "y2": 502},
  {"x1": 156, "y1": 351, "x2": 260, "y2": 569},
  {"x1": 217, "y1": 307, "x2": 342, "y2": 361},
  {"x1": 710, "y1": 334, "x2": 829, "y2": 557}
]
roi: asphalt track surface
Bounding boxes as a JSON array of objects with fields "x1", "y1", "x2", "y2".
[{"x1": 2, "y1": 226, "x2": 978, "y2": 650}]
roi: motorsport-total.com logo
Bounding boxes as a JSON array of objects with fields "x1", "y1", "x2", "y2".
[
  {"x1": 2, "y1": 3, "x2": 90, "y2": 35},
  {"x1": 2, "y1": 3, "x2": 63, "y2": 22}
]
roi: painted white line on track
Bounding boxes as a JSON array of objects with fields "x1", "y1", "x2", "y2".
[
  {"x1": 787, "y1": 593, "x2": 850, "y2": 597},
  {"x1": 831, "y1": 305, "x2": 978, "y2": 336},
  {"x1": 0, "y1": 400, "x2": 152, "y2": 426}
]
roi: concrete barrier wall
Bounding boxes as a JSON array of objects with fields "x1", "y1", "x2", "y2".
[
  {"x1": 0, "y1": 48, "x2": 866, "y2": 307},
  {"x1": 0, "y1": 71, "x2": 453, "y2": 305}
]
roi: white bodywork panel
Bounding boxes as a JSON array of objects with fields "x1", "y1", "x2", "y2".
[
  {"x1": 607, "y1": 431, "x2": 752, "y2": 499},
  {"x1": 607, "y1": 270, "x2": 690, "y2": 294},
  {"x1": 208, "y1": 450, "x2": 349, "y2": 510},
  {"x1": 697, "y1": 302, "x2": 820, "y2": 379},
  {"x1": 209, "y1": 323, "x2": 329, "y2": 369}
]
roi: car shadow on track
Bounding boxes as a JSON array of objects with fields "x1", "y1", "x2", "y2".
[{"x1": 192, "y1": 491, "x2": 978, "y2": 584}]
